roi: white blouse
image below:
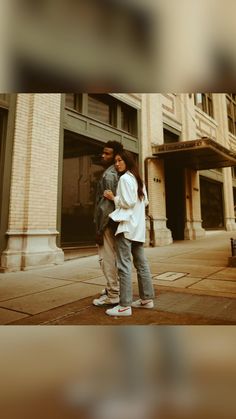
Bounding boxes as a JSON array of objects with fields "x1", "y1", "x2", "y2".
[{"x1": 109, "y1": 171, "x2": 149, "y2": 243}]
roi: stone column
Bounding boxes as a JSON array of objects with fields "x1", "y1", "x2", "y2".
[
  {"x1": 185, "y1": 168, "x2": 205, "y2": 239},
  {"x1": 147, "y1": 158, "x2": 172, "y2": 246},
  {"x1": 214, "y1": 94, "x2": 236, "y2": 231},
  {"x1": 223, "y1": 167, "x2": 236, "y2": 231},
  {"x1": 1, "y1": 94, "x2": 64, "y2": 272},
  {"x1": 142, "y1": 94, "x2": 172, "y2": 246},
  {"x1": 180, "y1": 93, "x2": 206, "y2": 239}
]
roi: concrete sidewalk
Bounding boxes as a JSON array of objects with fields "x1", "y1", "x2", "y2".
[{"x1": 0, "y1": 231, "x2": 236, "y2": 325}]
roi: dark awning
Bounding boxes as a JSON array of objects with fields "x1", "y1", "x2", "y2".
[{"x1": 152, "y1": 138, "x2": 236, "y2": 170}]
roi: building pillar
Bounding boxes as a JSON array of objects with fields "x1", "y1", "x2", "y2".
[
  {"x1": 146, "y1": 159, "x2": 172, "y2": 246},
  {"x1": 142, "y1": 94, "x2": 172, "y2": 246},
  {"x1": 223, "y1": 167, "x2": 236, "y2": 231},
  {"x1": 180, "y1": 94, "x2": 206, "y2": 239},
  {"x1": 180, "y1": 94, "x2": 197, "y2": 141},
  {"x1": 213, "y1": 94, "x2": 236, "y2": 231},
  {"x1": 0, "y1": 94, "x2": 64, "y2": 272},
  {"x1": 184, "y1": 169, "x2": 205, "y2": 239}
]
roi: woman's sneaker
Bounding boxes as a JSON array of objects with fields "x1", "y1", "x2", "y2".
[
  {"x1": 131, "y1": 299, "x2": 154, "y2": 309},
  {"x1": 93, "y1": 294, "x2": 119, "y2": 306},
  {"x1": 106, "y1": 305, "x2": 132, "y2": 316}
]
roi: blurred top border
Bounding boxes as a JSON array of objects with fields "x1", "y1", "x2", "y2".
[{"x1": 0, "y1": 0, "x2": 236, "y2": 92}]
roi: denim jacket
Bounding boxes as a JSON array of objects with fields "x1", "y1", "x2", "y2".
[{"x1": 94, "y1": 165, "x2": 119, "y2": 235}]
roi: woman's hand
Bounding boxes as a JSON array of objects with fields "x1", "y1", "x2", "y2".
[{"x1": 104, "y1": 189, "x2": 115, "y2": 200}]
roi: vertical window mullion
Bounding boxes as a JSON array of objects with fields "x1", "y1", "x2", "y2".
[
  {"x1": 82, "y1": 94, "x2": 88, "y2": 115},
  {"x1": 116, "y1": 103, "x2": 122, "y2": 130}
]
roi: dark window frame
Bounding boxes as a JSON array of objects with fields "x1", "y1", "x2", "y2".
[
  {"x1": 226, "y1": 94, "x2": 236, "y2": 136},
  {"x1": 232, "y1": 166, "x2": 236, "y2": 179},
  {"x1": 120, "y1": 101, "x2": 137, "y2": 137},
  {"x1": 194, "y1": 93, "x2": 214, "y2": 118},
  {"x1": 65, "y1": 93, "x2": 82, "y2": 113},
  {"x1": 87, "y1": 94, "x2": 116, "y2": 126},
  {"x1": 65, "y1": 93, "x2": 138, "y2": 137}
]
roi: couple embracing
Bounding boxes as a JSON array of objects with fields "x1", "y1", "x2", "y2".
[{"x1": 93, "y1": 141, "x2": 154, "y2": 317}]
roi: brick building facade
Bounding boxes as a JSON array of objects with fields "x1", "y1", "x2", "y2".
[{"x1": 1, "y1": 93, "x2": 236, "y2": 272}]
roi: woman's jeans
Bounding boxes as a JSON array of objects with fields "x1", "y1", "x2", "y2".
[{"x1": 116, "y1": 233, "x2": 155, "y2": 306}]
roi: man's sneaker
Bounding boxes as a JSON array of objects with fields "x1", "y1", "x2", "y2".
[
  {"x1": 100, "y1": 288, "x2": 107, "y2": 296},
  {"x1": 93, "y1": 294, "x2": 119, "y2": 306},
  {"x1": 106, "y1": 305, "x2": 132, "y2": 317},
  {"x1": 131, "y1": 299, "x2": 154, "y2": 309}
]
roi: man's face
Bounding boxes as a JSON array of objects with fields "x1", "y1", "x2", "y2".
[{"x1": 101, "y1": 147, "x2": 114, "y2": 167}]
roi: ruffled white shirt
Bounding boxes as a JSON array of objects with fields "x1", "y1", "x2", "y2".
[{"x1": 109, "y1": 171, "x2": 148, "y2": 243}]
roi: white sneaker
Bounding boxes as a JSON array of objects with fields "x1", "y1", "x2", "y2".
[
  {"x1": 106, "y1": 305, "x2": 132, "y2": 317},
  {"x1": 93, "y1": 294, "x2": 119, "y2": 306},
  {"x1": 131, "y1": 299, "x2": 154, "y2": 309}
]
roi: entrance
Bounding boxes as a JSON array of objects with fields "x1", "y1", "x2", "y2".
[
  {"x1": 163, "y1": 129, "x2": 185, "y2": 240},
  {"x1": 200, "y1": 176, "x2": 224, "y2": 229},
  {"x1": 164, "y1": 161, "x2": 185, "y2": 240},
  {"x1": 61, "y1": 131, "x2": 104, "y2": 247}
]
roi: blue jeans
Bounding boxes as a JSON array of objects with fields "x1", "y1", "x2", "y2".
[{"x1": 116, "y1": 234, "x2": 155, "y2": 306}]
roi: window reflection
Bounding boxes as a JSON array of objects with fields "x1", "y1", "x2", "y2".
[{"x1": 61, "y1": 132, "x2": 103, "y2": 246}]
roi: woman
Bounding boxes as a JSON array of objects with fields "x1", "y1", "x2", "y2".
[{"x1": 103, "y1": 150, "x2": 155, "y2": 317}]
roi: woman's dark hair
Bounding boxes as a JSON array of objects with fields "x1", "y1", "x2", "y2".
[{"x1": 115, "y1": 150, "x2": 144, "y2": 200}]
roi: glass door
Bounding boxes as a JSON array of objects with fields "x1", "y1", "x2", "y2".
[{"x1": 200, "y1": 177, "x2": 224, "y2": 229}]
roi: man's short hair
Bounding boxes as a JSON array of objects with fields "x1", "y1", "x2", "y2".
[{"x1": 105, "y1": 141, "x2": 123, "y2": 155}]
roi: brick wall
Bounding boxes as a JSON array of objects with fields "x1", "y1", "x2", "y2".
[{"x1": 8, "y1": 93, "x2": 61, "y2": 231}]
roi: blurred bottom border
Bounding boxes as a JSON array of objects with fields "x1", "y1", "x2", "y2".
[{"x1": 0, "y1": 326, "x2": 235, "y2": 419}]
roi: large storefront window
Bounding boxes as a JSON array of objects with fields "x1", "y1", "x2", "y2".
[
  {"x1": 0, "y1": 110, "x2": 8, "y2": 194},
  {"x1": 0, "y1": 96, "x2": 9, "y2": 163},
  {"x1": 65, "y1": 93, "x2": 138, "y2": 136},
  {"x1": 200, "y1": 177, "x2": 224, "y2": 229},
  {"x1": 61, "y1": 132, "x2": 103, "y2": 247},
  {"x1": 62, "y1": 94, "x2": 139, "y2": 247},
  {"x1": 0, "y1": 95, "x2": 11, "y2": 254}
]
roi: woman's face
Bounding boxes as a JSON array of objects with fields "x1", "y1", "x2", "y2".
[{"x1": 114, "y1": 155, "x2": 126, "y2": 173}]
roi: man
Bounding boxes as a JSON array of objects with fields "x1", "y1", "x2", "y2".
[{"x1": 93, "y1": 140, "x2": 123, "y2": 306}]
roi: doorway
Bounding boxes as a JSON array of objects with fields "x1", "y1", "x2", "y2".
[
  {"x1": 163, "y1": 128, "x2": 185, "y2": 240},
  {"x1": 61, "y1": 131, "x2": 104, "y2": 247},
  {"x1": 164, "y1": 161, "x2": 185, "y2": 240},
  {"x1": 200, "y1": 176, "x2": 224, "y2": 229}
]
